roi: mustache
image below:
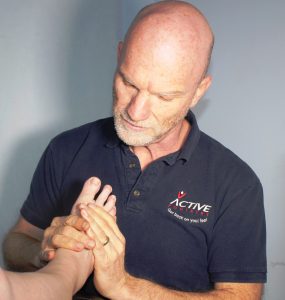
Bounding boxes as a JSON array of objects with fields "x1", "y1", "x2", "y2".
[{"x1": 119, "y1": 111, "x2": 151, "y2": 128}]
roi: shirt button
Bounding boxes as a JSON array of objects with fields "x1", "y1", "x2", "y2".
[
  {"x1": 133, "y1": 190, "x2": 141, "y2": 197},
  {"x1": 129, "y1": 163, "x2": 136, "y2": 168}
]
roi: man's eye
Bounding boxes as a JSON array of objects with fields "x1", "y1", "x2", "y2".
[
  {"x1": 124, "y1": 79, "x2": 136, "y2": 89},
  {"x1": 125, "y1": 81, "x2": 132, "y2": 87}
]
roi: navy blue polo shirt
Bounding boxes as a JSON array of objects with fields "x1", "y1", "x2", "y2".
[{"x1": 21, "y1": 111, "x2": 267, "y2": 295}]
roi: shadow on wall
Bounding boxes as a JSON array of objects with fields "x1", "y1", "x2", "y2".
[
  {"x1": 0, "y1": 0, "x2": 119, "y2": 265},
  {"x1": 0, "y1": 128, "x2": 63, "y2": 261},
  {"x1": 63, "y1": 0, "x2": 118, "y2": 125}
]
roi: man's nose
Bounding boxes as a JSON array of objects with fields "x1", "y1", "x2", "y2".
[{"x1": 127, "y1": 91, "x2": 151, "y2": 122}]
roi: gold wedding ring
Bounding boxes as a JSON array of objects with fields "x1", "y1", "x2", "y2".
[{"x1": 103, "y1": 236, "x2": 110, "y2": 246}]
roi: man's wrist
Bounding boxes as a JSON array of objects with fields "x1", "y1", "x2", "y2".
[{"x1": 113, "y1": 273, "x2": 139, "y2": 300}]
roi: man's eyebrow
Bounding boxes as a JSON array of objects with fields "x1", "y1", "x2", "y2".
[
  {"x1": 156, "y1": 90, "x2": 186, "y2": 97},
  {"x1": 118, "y1": 69, "x2": 186, "y2": 97},
  {"x1": 118, "y1": 70, "x2": 137, "y2": 86}
]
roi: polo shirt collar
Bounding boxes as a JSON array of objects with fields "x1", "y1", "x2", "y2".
[
  {"x1": 105, "y1": 110, "x2": 201, "y2": 164},
  {"x1": 161, "y1": 110, "x2": 201, "y2": 165},
  {"x1": 105, "y1": 119, "x2": 121, "y2": 148}
]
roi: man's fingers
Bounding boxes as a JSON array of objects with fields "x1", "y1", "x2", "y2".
[
  {"x1": 64, "y1": 215, "x2": 90, "y2": 231},
  {"x1": 49, "y1": 234, "x2": 86, "y2": 252},
  {"x1": 81, "y1": 209, "x2": 116, "y2": 262},
  {"x1": 90, "y1": 206, "x2": 124, "y2": 241},
  {"x1": 51, "y1": 215, "x2": 89, "y2": 231},
  {"x1": 40, "y1": 249, "x2": 55, "y2": 262},
  {"x1": 53, "y1": 225, "x2": 95, "y2": 249},
  {"x1": 55, "y1": 225, "x2": 94, "y2": 248},
  {"x1": 51, "y1": 216, "x2": 66, "y2": 227},
  {"x1": 46, "y1": 225, "x2": 95, "y2": 251},
  {"x1": 81, "y1": 206, "x2": 123, "y2": 248},
  {"x1": 42, "y1": 215, "x2": 95, "y2": 256},
  {"x1": 71, "y1": 177, "x2": 101, "y2": 214},
  {"x1": 80, "y1": 209, "x2": 111, "y2": 246},
  {"x1": 81, "y1": 207, "x2": 124, "y2": 268}
]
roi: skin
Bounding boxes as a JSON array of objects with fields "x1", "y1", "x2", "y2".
[
  {"x1": 3, "y1": 177, "x2": 116, "y2": 270},
  {"x1": 0, "y1": 177, "x2": 116, "y2": 299},
  {"x1": 0, "y1": 249, "x2": 93, "y2": 300},
  {"x1": 41, "y1": 177, "x2": 116, "y2": 261},
  {"x1": 2, "y1": 1, "x2": 263, "y2": 299}
]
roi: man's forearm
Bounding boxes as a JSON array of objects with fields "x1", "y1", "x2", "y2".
[
  {"x1": 3, "y1": 232, "x2": 43, "y2": 271},
  {"x1": 117, "y1": 274, "x2": 262, "y2": 300}
]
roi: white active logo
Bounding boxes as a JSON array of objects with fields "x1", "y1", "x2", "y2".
[{"x1": 168, "y1": 191, "x2": 212, "y2": 218}]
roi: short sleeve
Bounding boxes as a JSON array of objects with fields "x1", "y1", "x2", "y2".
[
  {"x1": 20, "y1": 143, "x2": 62, "y2": 229},
  {"x1": 208, "y1": 180, "x2": 267, "y2": 283}
]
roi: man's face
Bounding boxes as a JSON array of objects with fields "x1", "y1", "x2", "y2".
[{"x1": 113, "y1": 40, "x2": 201, "y2": 147}]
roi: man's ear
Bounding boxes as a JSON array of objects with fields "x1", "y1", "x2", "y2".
[
  {"x1": 117, "y1": 41, "x2": 124, "y2": 63},
  {"x1": 190, "y1": 75, "x2": 212, "y2": 109}
]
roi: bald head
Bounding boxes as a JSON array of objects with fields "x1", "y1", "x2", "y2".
[
  {"x1": 113, "y1": 1, "x2": 214, "y2": 147},
  {"x1": 120, "y1": 0, "x2": 214, "y2": 83}
]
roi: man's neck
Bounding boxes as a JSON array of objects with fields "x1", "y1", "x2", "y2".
[{"x1": 130, "y1": 119, "x2": 191, "y2": 170}]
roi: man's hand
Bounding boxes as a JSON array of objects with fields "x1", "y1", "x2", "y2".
[
  {"x1": 40, "y1": 177, "x2": 116, "y2": 263},
  {"x1": 80, "y1": 206, "x2": 263, "y2": 300},
  {"x1": 80, "y1": 205, "x2": 128, "y2": 299}
]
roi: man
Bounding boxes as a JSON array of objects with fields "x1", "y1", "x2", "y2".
[{"x1": 3, "y1": 1, "x2": 266, "y2": 299}]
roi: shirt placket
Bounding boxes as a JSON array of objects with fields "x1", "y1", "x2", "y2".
[{"x1": 121, "y1": 147, "x2": 161, "y2": 212}]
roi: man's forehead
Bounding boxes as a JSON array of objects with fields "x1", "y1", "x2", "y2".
[
  {"x1": 121, "y1": 36, "x2": 197, "y2": 80},
  {"x1": 120, "y1": 2, "x2": 214, "y2": 79},
  {"x1": 125, "y1": 15, "x2": 199, "y2": 56},
  {"x1": 120, "y1": 18, "x2": 203, "y2": 83}
]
